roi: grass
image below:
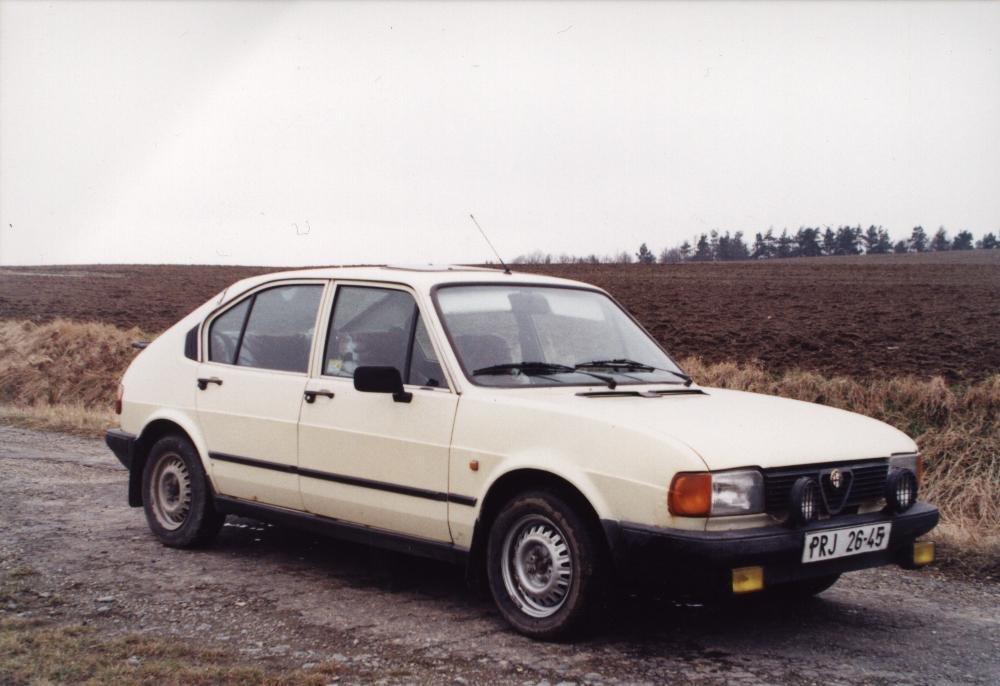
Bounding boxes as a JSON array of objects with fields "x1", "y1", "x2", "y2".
[
  {"x1": 0, "y1": 560, "x2": 343, "y2": 686},
  {"x1": 1, "y1": 319, "x2": 997, "y2": 576},
  {"x1": 0, "y1": 617, "x2": 343, "y2": 686}
]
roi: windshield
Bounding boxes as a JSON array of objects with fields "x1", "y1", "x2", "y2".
[{"x1": 434, "y1": 285, "x2": 686, "y2": 387}]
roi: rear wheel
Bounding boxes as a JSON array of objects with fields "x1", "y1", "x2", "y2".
[
  {"x1": 141, "y1": 435, "x2": 224, "y2": 547},
  {"x1": 486, "y1": 491, "x2": 606, "y2": 639}
]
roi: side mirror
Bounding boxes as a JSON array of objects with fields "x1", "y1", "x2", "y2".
[{"x1": 353, "y1": 366, "x2": 412, "y2": 403}]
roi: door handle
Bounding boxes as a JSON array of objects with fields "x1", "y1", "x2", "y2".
[
  {"x1": 197, "y1": 377, "x2": 223, "y2": 390},
  {"x1": 304, "y1": 390, "x2": 335, "y2": 403}
]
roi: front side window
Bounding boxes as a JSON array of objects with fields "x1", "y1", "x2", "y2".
[
  {"x1": 324, "y1": 286, "x2": 444, "y2": 387},
  {"x1": 207, "y1": 284, "x2": 323, "y2": 373},
  {"x1": 435, "y1": 285, "x2": 686, "y2": 387}
]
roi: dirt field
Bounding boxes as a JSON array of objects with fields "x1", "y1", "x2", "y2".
[
  {"x1": 2, "y1": 250, "x2": 998, "y2": 381},
  {"x1": 2, "y1": 425, "x2": 998, "y2": 685}
]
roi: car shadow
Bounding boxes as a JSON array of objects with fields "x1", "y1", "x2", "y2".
[{"x1": 213, "y1": 516, "x2": 896, "y2": 647}]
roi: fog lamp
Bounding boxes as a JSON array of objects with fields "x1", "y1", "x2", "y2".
[
  {"x1": 789, "y1": 477, "x2": 820, "y2": 525},
  {"x1": 913, "y1": 541, "x2": 935, "y2": 567},
  {"x1": 886, "y1": 468, "x2": 918, "y2": 512},
  {"x1": 732, "y1": 566, "x2": 764, "y2": 594}
]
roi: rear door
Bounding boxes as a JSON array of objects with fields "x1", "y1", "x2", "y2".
[
  {"x1": 195, "y1": 280, "x2": 326, "y2": 510},
  {"x1": 298, "y1": 282, "x2": 457, "y2": 542}
]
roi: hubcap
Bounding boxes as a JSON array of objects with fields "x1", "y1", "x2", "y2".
[
  {"x1": 500, "y1": 514, "x2": 574, "y2": 618},
  {"x1": 150, "y1": 453, "x2": 192, "y2": 531}
]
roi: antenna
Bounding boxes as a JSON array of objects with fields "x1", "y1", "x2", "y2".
[{"x1": 469, "y1": 214, "x2": 511, "y2": 274}]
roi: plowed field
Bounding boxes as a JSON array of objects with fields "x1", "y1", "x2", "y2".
[{"x1": 2, "y1": 251, "x2": 997, "y2": 381}]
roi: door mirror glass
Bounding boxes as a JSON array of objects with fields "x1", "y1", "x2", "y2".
[{"x1": 354, "y1": 366, "x2": 411, "y2": 402}]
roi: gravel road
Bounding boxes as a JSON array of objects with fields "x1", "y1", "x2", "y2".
[{"x1": 1, "y1": 425, "x2": 997, "y2": 685}]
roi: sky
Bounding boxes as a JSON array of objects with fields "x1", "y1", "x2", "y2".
[{"x1": 1, "y1": 0, "x2": 998, "y2": 266}]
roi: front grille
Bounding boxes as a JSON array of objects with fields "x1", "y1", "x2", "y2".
[{"x1": 763, "y1": 459, "x2": 889, "y2": 515}]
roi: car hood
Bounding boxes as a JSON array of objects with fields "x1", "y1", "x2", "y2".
[{"x1": 508, "y1": 385, "x2": 917, "y2": 471}]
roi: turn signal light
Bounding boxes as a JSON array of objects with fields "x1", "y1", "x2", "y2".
[
  {"x1": 732, "y1": 566, "x2": 764, "y2": 594},
  {"x1": 668, "y1": 472, "x2": 712, "y2": 516},
  {"x1": 913, "y1": 541, "x2": 935, "y2": 567}
]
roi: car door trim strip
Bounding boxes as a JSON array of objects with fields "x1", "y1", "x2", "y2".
[{"x1": 209, "y1": 451, "x2": 477, "y2": 506}]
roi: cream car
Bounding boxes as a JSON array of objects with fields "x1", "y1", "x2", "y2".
[{"x1": 106, "y1": 265, "x2": 938, "y2": 638}]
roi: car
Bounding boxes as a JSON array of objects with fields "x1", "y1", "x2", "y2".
[{"x1": 105, "y1": 265, "x2": 938, "y2": 638}]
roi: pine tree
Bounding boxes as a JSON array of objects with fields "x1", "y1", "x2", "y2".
[
  {"x1": 909, "y1": 226, "x2": 928, "y2": 253},
  {"x1": 777, "y1": 229, "x2": 794, "y2": 258},
  {"x1": 636, "y1": 243, "x2": 655, "y2": 264},
  {"x1": 863, "y1": 225, "x2": 880, "y2": 253},
  {"x1": 822, "y1": 227, "x2": 837, "y2": 255},
  {"x1": 979, "y1": 233, "x2": 998, "y2": 249},
  {"x1": 951, "y1": 230, "x2": 974, "y2": 250},
  {"x1": 930, "y1": 227, "x2": 950, "y2": 251},
  {"x1": 692, "y1": 234, "x2": 713, "y2": 261},
  {"x1": 679, "y1": 240, "x2": 692, "y2": 260},
  {"x1": 796, "y1": 227, "x2": 822, "y2": 257},
  {"x1": 893, "y1": 240, "x2": 909, "y2": 254}
]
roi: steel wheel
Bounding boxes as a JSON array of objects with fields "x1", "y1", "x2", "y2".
[
  {"x1": 500, "y1": 514, "x2": 574, "y2": 618},
  {"x1": 149, "y1": 452, "x2": 192, "y2": 531}
]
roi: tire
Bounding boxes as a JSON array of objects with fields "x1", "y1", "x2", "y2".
[
  {"x1": 770, "y1": 573, "x2": 841, "y2": 600},
  {"x1": 141, "y1": 434, "x2": 225, "y2": 547},
  {"x1": 486, "y1": 490, "x2": 606, "y2": 639}
]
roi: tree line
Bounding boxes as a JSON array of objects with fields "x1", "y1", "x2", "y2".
[{"x1": 513, "y1": 226, "x2": 998, "y2": 264}]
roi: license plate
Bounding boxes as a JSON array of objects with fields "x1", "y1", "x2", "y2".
[{"x1": 802, "y1": 522, "x2": 892, "y2": 563}]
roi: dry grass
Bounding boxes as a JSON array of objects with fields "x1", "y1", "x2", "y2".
[
  {"x1": 0, "y1": 563, "x2": 343, "y2": 686},
  {"x1": 0, "y1": 319, "x2": 150, "y2": 407},
  {"x1": 0, "y1": 319, "x2": 996, "y2": 575},
  {"x1": 683, "y1": 357, "x2": 1000, "y2": 575},
  {"x1": 0, "y1": 617, "x2": 342, "y2": 685},
  {"x1": 0, "y1": 401, "x2": 116, "y2": 437}
]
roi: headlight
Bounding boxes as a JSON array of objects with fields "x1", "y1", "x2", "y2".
[
  {"x1": 789, "y1": 477, "x2": 820, "y2": 525},
  {"x1": 710, "y1": 469, "x2": 765, "y2": 516},
  {"x1": 669, "y1": 469, "x2": 764, "y2": 517},
  {"x1": 886, "y1": 468, "x2": 918, "y2": 512}
]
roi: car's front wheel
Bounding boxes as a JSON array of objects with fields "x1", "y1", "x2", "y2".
[
  {"x1": 486, "y1": 491, "x2": 606, "y2": 639},
  {"x1": 141, "y1": 435, "x2": 225, "y2": 547}
]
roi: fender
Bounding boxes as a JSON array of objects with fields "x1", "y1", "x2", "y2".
[
  {"x1": 129, "y1": 407, "x2": 217, "y2": 505},
  {"x1": 475, "y1": 453, "x2": 615, "y2": 522}
]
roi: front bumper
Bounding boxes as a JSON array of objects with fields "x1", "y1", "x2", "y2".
[{"x1": 602, "y1": 502, "x2": 939, "y2": 591}]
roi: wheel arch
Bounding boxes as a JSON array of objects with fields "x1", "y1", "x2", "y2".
[
  {"x1": 129, "y1": 411, "x2": 213, "y2": 507},
  {"x1": 465, "y1": 468, "x2": 611, "y2": 589}
]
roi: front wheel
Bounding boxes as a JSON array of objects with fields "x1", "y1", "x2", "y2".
[
  {"x1": 486, "y1": 491, "x2": 606, "y2": 639},
  {"x1": 141, "y1": 435, "x2": 225, "y2": 547}
]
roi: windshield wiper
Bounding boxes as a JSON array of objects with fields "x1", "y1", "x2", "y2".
[
  {"x1": 472, "y1": 362, "x2": 576, "y2": 376},
  {"x1": 472, "y1": 362, "x2": 618, "y2": 389},
  {"x1": 574, "y1": 359, "x2": 694, "y2": 387}
]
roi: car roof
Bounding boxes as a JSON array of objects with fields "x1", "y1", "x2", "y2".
[{"x1": 220, "y1": 265, "x2": 601, "y2": 301}]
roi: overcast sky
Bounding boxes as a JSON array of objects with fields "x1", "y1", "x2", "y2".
[{"x1": 1, "y1": 0, "x2": 998, "y2": 266}]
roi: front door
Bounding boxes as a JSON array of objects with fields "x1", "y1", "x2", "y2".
[
  {"x1": 298, "y1": 283, "x2": 456, "y2": 542},
  {"x1": 195, "y1": 281, "x2": 326, "y2": 510}
]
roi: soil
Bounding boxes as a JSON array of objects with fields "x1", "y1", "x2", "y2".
[
  {"x1": 2, "y1": 425, "x2": 999, "y2": 685},
  {"x1": 1, "y1": 250, "x2": 998, "y2": 381}
]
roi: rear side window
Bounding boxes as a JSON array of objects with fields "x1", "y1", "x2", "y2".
[
  {"x1": 208, "y1": 284, "x2": 323, "y2": 373},
  {"x1": 209, "y1": 298, "x2": 251, "y2": 364}
]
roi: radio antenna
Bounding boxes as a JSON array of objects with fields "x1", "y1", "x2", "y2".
[{"x1": 469, "y1": 214, "x2": 511, "y2": 274}]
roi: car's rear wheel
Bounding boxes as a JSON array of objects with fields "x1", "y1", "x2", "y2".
[
  {"x1": 142, "y1": 435, "x2": 224, "y2": 547},
  {"x1": 486, "y1": 491, "x2": 606, "y2": 639}
]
